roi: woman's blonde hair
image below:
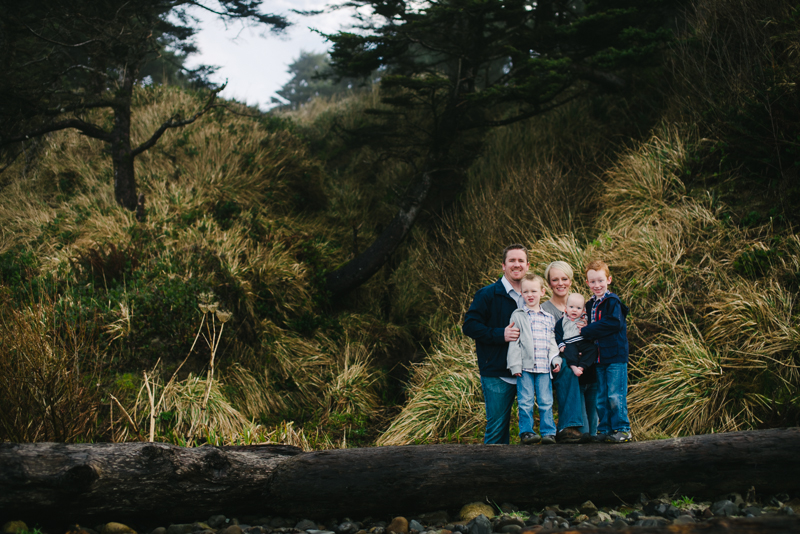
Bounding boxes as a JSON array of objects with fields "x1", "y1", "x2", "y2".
[{"x1": 544, "y1": 261, "x2": 575, "y2": 285}]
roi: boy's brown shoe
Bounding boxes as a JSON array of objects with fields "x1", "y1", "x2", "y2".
[{"x1": 556, "y1": 427, "x2": 582, "y2": 443}]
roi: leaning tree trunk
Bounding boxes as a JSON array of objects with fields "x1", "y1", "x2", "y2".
[
  {"x1": 325, "y1": 170, "x2": 431, "y2": 298},
  {"x1": 1, "y1": 429, "x2": 798, "y2": 526}
]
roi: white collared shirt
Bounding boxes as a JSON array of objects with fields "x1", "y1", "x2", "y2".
[{"x1": 500, "y1": 276, "x2": 522, "y2": 385}]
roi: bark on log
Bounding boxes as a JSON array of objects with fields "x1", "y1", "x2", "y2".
[
  {"x1": 266, "y1": 428, "x2": 800, "y2": 517},
  {"x1": 0, "y1": 442, "x2": 301, "y2": 526},
  {"x1": 0, "y1": 428, "x2": 798, "y2": 527}
]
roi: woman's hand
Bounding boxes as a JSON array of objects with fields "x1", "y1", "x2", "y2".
[{"x1": 570, "y1": 365, "x2": 583, "y2": 377}]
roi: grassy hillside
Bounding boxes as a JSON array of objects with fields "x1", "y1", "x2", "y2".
[{"x1": 1, "y1": 0, "x2": 798, "y2": 447}]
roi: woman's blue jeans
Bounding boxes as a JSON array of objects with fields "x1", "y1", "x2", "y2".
[
  {"x1": 553, "y1": 364, "x2": 584, "y2": 430},
  {"x1": 580, "y1": 381, "x2": 598, "y2": 435},
  {"x1": 516, "y1": 371, "x2": 556, "y2": 437},
  {"x1": 480, "y1": 376, "x2": 517, "y2": 444}
]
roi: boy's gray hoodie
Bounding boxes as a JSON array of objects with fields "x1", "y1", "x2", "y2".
[{"x1": 506, "y1": 307, "x2": 561, "y2": 378}]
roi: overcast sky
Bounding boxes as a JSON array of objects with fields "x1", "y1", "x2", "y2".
[{"x1": 186, "y1": 1, "x2": 359, "y2": 110}]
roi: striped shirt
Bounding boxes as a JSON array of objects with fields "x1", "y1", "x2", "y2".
[
  {"x1": 589, "y1": 290, "x2": 612, "y2": 323},
  {"x1": 522, "y1": 307, "x2": 556, "y2": 373}
]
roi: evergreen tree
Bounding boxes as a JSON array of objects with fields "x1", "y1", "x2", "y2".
[
  {"x1": 0, "y1": 0, "x2": 287, "y2": 215},
  {"x1": 275, "y1": 51, "x2": 369, "y2": 109},
  {"x1": 324, "y1": 0, "x2": 679, "y2": 296}
]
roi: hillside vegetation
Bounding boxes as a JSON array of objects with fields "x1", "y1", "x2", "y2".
[{"x1": 1, "y1": 0, "x2": 798, "y2": 447}]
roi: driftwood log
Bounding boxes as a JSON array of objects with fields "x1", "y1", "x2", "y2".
[{"x1": 0, "y1": 428, "x2": 798, "y2": 527}]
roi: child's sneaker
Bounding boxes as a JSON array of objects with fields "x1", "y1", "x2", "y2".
[{"x1": 606, "y1": 430, "x2": 632, "y2": 443}]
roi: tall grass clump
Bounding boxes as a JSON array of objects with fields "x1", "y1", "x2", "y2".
[
  {"x1": 595, "y1": 126, "x2": 800, "y2": 436},
  {"x1": 378, "y1": 326, "x2": 484, "y2": 445},
  {"x1": 0, "y1": 291, "x2": 105, "y2": 442}
]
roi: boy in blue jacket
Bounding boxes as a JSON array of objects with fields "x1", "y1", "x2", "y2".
[{"x1": 580, "y1": 260, "x2": 632, "y2": 443}]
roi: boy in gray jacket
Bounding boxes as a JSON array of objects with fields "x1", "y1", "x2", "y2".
[{"x1": 507, "y1": 273, "x2": 562, "y2": 445}]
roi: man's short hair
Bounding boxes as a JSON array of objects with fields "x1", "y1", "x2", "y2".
[
  {"x1": 502, "y1": 243, "x2": 528, "y2": 264},
  {"x1": 585, "y1": 259, "x2": 611, "y2": 278}
]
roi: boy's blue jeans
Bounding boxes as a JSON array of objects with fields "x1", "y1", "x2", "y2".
[
  {"x1": 516, "y1": 371, "x2": 556, "y2": 437},
  {"x1": 580, "y1": 381, "x2": 598, "y2": 435},
  {"x1": 596, "y1": 362, "x2": 630, "y2": 434},
  {"x1": 480, "y1": 376, "x2": 517, "y2": 444}
]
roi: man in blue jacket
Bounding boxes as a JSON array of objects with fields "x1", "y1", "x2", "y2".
[{"x1": 463, "y1": 244, "x2": 528, "y2": 444}]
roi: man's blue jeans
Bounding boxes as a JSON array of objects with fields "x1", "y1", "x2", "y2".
[
  {"x1": 596, "y1": 362, "x2": 630, "y2": 434},
  {"x1": 517, "y1": 371, "x2": 556, "y2": 437},
  {"x1": 580, "y1": 382, "x2": 598, "y2": 435},
  {"x1": 480, "y1": 376, "x2": 517, "y2": 444},
  {"x1": 553, "y1": 364, "x2": 583, "y2": 430}
]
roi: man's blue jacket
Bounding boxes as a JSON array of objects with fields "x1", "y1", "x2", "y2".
[
  {"x1": 581, "y1": 291, "x2": 630, "y2": 364},
  {"x1": 462, "y1": 277, "x2": 517, "y2": 377}
]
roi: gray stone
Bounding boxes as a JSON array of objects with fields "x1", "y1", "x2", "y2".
[
  {"x1": 500, "y1": 504, "x2": 518, "y2": 514},
  {"x1": 610, "y1": 519, "x2": 628, "y2": 530},
  {"x1": 743, "y1": 506, "x2": 763, "y2": 517},
  {"x1": 494, "y1": 517, "x2": 524, "y2": 531},
  {"x1": 780, "y1": 507, "x2": 796, "y2": 516},
  {"x1": 244, "y1": 529, "x2": 264, "y2": 534},
  {"x1": 208, "y1": 517, "x2": 228, "y2": 530},
  {"x1": 417, "y1": 512, "x2": 448, "y2": 527},
  {"x1": 336, "y1": 523, "x2": 359, "y2": 534},
  {"x1": 672, "y1": 516, "x2": 696, "y2": 525},
  {"x1": 711, "y1": 500, "x2": 740, "y2": 517},
  {"x1": 191, "y1": 524, "x2": 211, "y2": 532},
  {"x1": 467, "y1": 515, "x2": 492, "y2": 534},
  {"x1": 576, "y1": 522, "x2": 594, "y2": 529},
  {"x1": 540, "y1": 519, "x2": 557, "y2": 530},
  {"x1": 499, "y1": 527, "x2": 520, "y2": 534},
  {"x1": 150, "y1": 529, "x2": 166, "y2": 534},
  {"x1": 166, "y1": 525, "x2": 194, "y2": 534},
  {"x1": 296, "y1": 521, "x2": 317, "y2": 532},
  {"x1": 408, "y1": 522, "x2": 424, "y2": 533},
  {"x1": 307, "y1": 531, "x2": 334, "y2": 534},
  {"x1": 369, "y1": 528, "x2": 385, "y2": 534},
  {"x1": 579, "y1": 501, "x2": 597, "y2": 516},
  {"x1": 272, "y1": 519, "x2": 294, "y2": 529}
]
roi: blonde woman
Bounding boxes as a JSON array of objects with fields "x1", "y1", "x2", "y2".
[{"x1": 542, "y1": 261, "x2": 597, "y2": 443}]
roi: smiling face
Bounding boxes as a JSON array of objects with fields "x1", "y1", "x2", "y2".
[
  {"x1": 548, "y1": 267, "x2": 572, "y2": 298},
  {"x1": 586, "y1": 269, "x2": 612, "y2": 298},
  {"x1": 502, "y1": 249, "x2": 529, "y2": 283},
  {"x1": 521, "y1": 278, "x2": 545, "y2": 309},
  {"x1": 565, "y1": 294, "x2": 585, "y2": 320}
]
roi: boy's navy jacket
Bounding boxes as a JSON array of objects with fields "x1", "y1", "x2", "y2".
[
  {"x1": 462, "y1": 277, "x2": 517, "y2": 377},
  {"x1": 580, "y1": 291, "x2": 630, "y2": 364}
]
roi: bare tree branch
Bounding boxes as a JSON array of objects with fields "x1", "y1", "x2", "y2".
[
  {"x1": 131, "y1": 85, "x2": 225, "y2": 157},
  {"x1": 0, "y1": 119, "x2": 112, "y2": 147}
]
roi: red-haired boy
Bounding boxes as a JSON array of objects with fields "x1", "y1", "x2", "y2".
[{"x1": 579, "y1": 260, "x2": 632, "y2": 443}]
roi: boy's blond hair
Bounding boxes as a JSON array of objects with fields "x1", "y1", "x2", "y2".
[
  {"x1": 585, "y1": 259, "x2": 611, "y2": 278},
  {"x1": 522, "y1": 272, "x2": 547, "y2": 291}
]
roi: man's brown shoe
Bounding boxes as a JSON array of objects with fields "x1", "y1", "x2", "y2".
[{"x1": 556, "y1": 427, "x2": 582, "y2": 443}]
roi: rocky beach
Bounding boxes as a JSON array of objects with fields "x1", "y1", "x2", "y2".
[{"x1": 4, "y1": 491, "x2": 798, "y2": 534}]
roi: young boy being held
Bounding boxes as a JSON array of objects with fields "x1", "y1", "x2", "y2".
[
  {"x1": 554, "y1": 293, "x2": 599, "y2": 437},
  {"x1": 507, "y1": 273, "x2": 562, "y2": 445},
  {"x1": 579, "y1": 260, "x2": 632, "y2": 443}
]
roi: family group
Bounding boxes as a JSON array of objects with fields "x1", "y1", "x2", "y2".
[{"x1": 463, "y1": 244, "x2": 631, "y2": 445}]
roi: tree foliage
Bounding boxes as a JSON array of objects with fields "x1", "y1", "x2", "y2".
[
  {"x1": 0, "y1": 0, "x2": 288, "y2": 212},
  {"x1": 274, "y1": 51, "x2": 376, "y2": 109},
  {"x1": 322, "y1": 0, "x2": 680, "y2": 296}
]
